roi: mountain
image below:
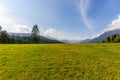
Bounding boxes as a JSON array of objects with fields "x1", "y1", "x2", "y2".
[
  {"x1": 101, "y1": 34, "x2": 120, "y2": 43},
  {"x1": 61, "y1": 40, "x2": 82, "y2": 43},
  {"x1": 89, "y1": 29, "x2": 120, "y2": 43},
  {"x1": 80, "y1": 39, "x2": 91, "y2": 43},
  {"x1": 9, "y1": 33, "x2": 63, "y2": 43},
  {"x1": 61, "y1": 40, "x2": 70, "y2": 43},
  {"x1": 9, "y1": 33, "x2": 31, "y2": 37},
  {"x1": 40, "y1": 36, "x2": 63, "y2": 43},
  {"x1": 9, "y1": 29, "x2": 120, "y2": 43}
]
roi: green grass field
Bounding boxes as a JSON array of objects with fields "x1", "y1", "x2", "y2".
[{"x1": 0, "y1": 44, "x2": 120, "y2": 80}]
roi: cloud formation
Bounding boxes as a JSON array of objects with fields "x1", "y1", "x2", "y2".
[
  {"x1": 44, "y1": 28, "x2": 56, "y2": 36},
  {"x1": 79, "y1": 0, "x2": 93, "y2": 29},
  {"x1": 91, "y1": 15, "x2": 120, "y2": 39},
  {"x1": 0, "y1": 4, "x2": 82, "y2": 41},
  {"x1": 44, "y1": 28, "x2": 82, "y2": 40},
  {"x1": 44, "y1": 15, "x2": 120, "y2": 40},
  {"x1": 0, "y1": 5, "x2": 31, "y2": 33},
  {"x1": 104, "y1": 15, "x2": 120, "y2": 32}
]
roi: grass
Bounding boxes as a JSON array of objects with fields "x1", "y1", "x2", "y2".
[{"x1": 0, "y1": 43, "x2": 120, "y2": 80}]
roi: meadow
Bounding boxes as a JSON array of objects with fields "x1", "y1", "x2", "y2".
[{"x1": 0, "y1": 44, "x2": 120, "y2": 80}]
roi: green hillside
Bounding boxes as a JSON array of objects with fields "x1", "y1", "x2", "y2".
[
  {"x1": 0, "y1": 44, "x2": 120, "y2": 79},
  {"x1": 102, "y1": 34, "x2": 120, "y2": 43},
  {"x1": 9, "y1": 35, "x2": 63, "y2": 44}
]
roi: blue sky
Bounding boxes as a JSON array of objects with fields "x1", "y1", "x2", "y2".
[{"x1": 0, "y1": 0, "x2": 120, "y2": 40}]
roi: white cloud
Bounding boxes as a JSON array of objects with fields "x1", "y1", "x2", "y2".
[
  {"x1": 0, "y1": 4, "x2": 31, "y2": 33},
  {"x1": 90, "y1": 15, "x2": 120, "y2": 39},
  {"x1": 44, "y1": 28, "x2": 56, "y2": 36},
  {"x1": 13, "y1": 25, "x2": 31, "y2": 33},
  {"x1": 79, "y1": 0, "x2": 94, "y2": 29},
  {"x1": 104, "y1": 15, "x2": 120, "y2": 32},
  {"x1": 90, "y1": 32, "x2": 103, "y2": 39},
  {"x1": 43, "y1": 28, "x2": 82, "y2": 40},
  {"x1": 0, "y1": 5, "x2": 6, "y2": 14}
]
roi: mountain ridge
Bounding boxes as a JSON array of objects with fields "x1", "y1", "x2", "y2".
[
  {"x1": 8, "y1": 33, "x2": 63, "y2": 43},
  {"x1": 87, "y1": 29, "x2": 120, "y2": 43}
]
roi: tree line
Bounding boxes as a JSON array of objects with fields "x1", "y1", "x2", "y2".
[
  {"x1": 0, "y1": 24, "x2": 40, "y2": 44},
  {"x1": 102, "y1": 34, "x2": 120, "y2": 43}
]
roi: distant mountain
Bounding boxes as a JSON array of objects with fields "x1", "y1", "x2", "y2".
[
  {"x1": 9, "y1": 33, "x2": 63, "y2": 43},
  {"x1": 9, "y1": 33, "x2": 31, "y2": 37},
  {"x1": 80, "y1": 39, "x2": 91, "y2": 43},
  {"x1": 101, "y1": 34, "x2": 120, "y2": 43},
  {"x1": 61, "y1": 40, "x2": 82, "y2": 43},
  {"x1": 9, "y1": 29, "x2": 120, "y2": 43},
  {"x1": 61, "y1": 40, "x2": 70, "y2": 43},
  {"x1": 39, "y1": 36, "x2": 63, "y2": 43},
  {"x1": 89, "y1": 29, "x2": 120, "y2": 43}
]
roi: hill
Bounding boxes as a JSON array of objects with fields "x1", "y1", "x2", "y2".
[
  {"x1": 89, "y1": 29, "x2": 120, "y2": 43},
  {"x1": 9, "y1": 33, "x2": 63, "y2": 43},
  {"x1": 102, "y1": 34, "x2": 120, "y2": 43}
]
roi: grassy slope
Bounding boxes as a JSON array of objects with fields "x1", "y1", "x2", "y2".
[{"x1": 0, "y1": 44, "x2": 120, "y2": 80}]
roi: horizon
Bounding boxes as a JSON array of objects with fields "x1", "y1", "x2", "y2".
[{"x1": 0, "y1": 0, "x2": 120, "y2": 40}]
